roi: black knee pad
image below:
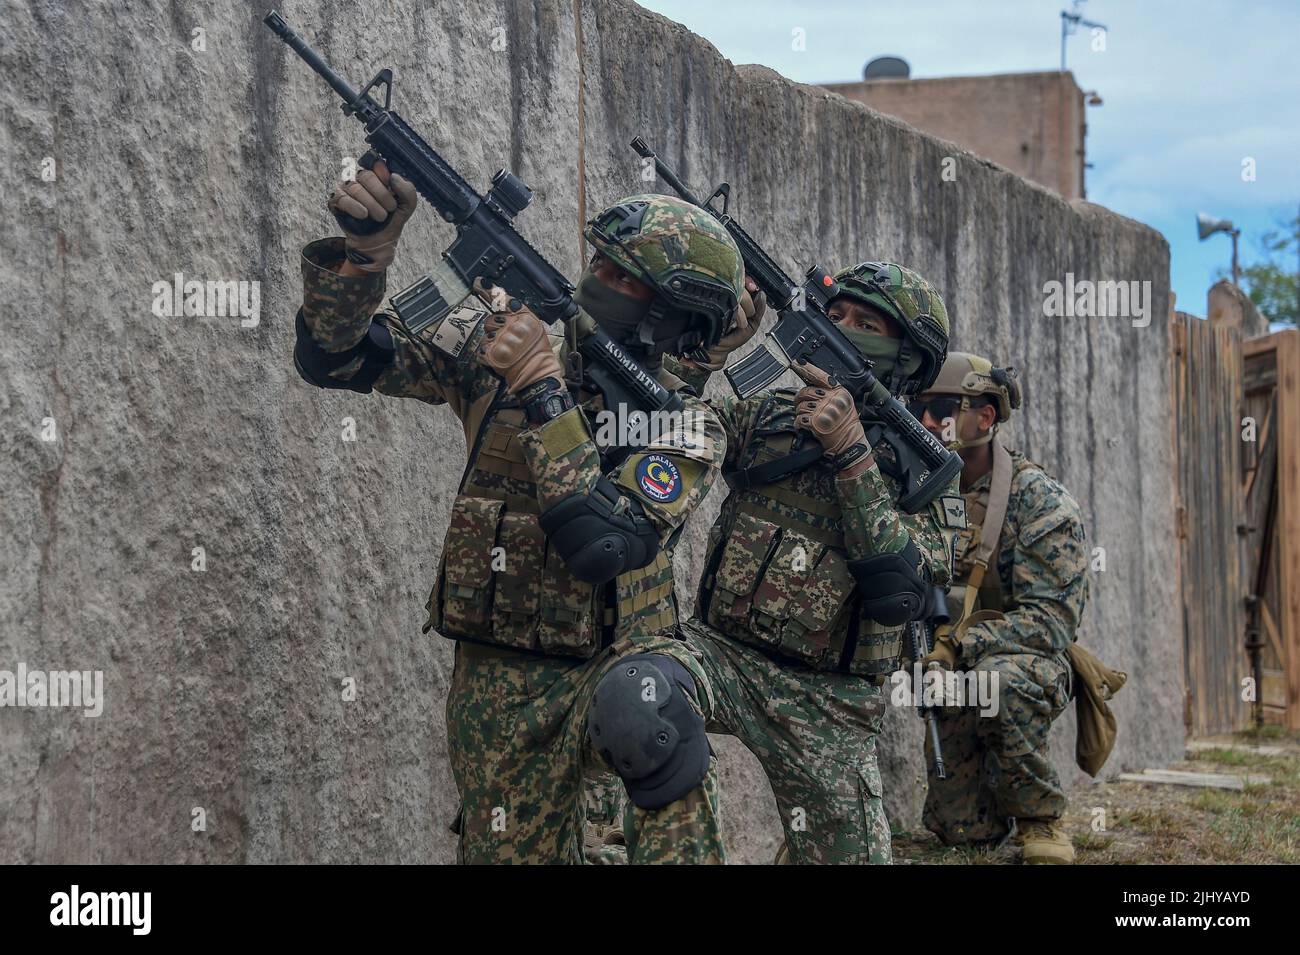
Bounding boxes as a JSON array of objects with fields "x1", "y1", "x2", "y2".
[{"x1": 588, "y1": 654, "x2": 709, "y2": 810}]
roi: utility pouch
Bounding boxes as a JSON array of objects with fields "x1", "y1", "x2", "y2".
[
  {"x1": 491, "y1": 511, "x2": 547, "y2": 651},
  {"x1": 751, "y1": 530, "x2": 823, "y2": 647},
  {"x1": 778, "y1": 544, "x2": 855, "y2": 669},
  {"x1": 708, "y1": 509, "x2": 781, "y2": 637},
  {"x1": 537, "y1": 542, "x2": 600, "y2": 658},
  {"x1": 435, "y1": 496, "x2": 504, "y2": 641}
]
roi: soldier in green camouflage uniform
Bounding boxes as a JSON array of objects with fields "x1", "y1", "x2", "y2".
[
  {"x1": 293, "y1": 159, "x2": 752, "y2": 863},
  {"x1": 912, "y1": 353, "x2": 1088, "y2": 864},
  {"x1": 668, "y1": 262, "x2": 959, "y2": 864}
]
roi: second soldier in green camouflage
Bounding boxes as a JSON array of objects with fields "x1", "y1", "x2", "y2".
[{"x1": 669, "y1": 262, "x2": 960, "y2": 864}]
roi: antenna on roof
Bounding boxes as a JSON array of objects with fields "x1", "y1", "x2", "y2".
[{"x1": 1060, "y1": 0, "x2": 1108, "y2": 71}]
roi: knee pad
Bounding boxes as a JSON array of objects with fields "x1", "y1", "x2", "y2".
[
  {"x1": 588, "y1": 654, "x2": 710, "y2": 810},
  {"x1": 540, "y1": 477, "x2": 661, "y2": 585}
]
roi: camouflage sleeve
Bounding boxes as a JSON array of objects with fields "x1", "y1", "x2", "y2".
[
  {"x1": 707, "y1": 392, "x2": 767, "y2": 473},
  {"x1": 299, "y1": 237, "x2": 488, "y2": 407},
  {"x1": 836, "y1": 465, "x2": 954, "y2": 586},
  {"x1": 660, "y1": 354, "x2": 714, "y2": 397},
  {"x1": 961, "y1": 471, "x2": 1089, "y2": 662},
  {"x1": 516, "y1": 395, "x2": 724, "y2": 542},
  {"x1": 610, "y1": 395, "x2": 724, "y2": 537},
  {"x1": 516, "y1": 406, "x2": 604, "y2": 512}
]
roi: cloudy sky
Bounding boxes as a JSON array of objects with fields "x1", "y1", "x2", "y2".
[{"x1": 636, "y1": 0, "x2": 1300, "y2": 317}]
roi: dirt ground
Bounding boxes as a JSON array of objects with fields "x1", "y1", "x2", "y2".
[{"x1": 892, "y1": 726, "x2": 1300, "y2": 864}]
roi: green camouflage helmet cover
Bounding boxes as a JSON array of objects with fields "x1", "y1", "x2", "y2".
[
  {"x1": 585, "y1": 194, "x2": 744, "y2": 348},
  {"x1": 831, "y1": 261, "x2": 951, "y2": 392}
]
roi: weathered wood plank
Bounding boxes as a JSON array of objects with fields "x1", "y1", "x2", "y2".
[
  {"x1": 1185, "y1": 739, "x2": 1286, "y2": 757},
  {"x1": 1117, "y1": 769, "x2": 1272, "y2": 790}
]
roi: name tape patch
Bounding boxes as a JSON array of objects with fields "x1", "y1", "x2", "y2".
[{"x1": 636, "y1": 454, "x2": 683, "y2": 504}]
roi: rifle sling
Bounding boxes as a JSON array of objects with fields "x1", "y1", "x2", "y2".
[
  {"x1": 724, "y1": 442, "x2": 824, "y2": 490},
  {"x1": 940, "y1": 436, "x2": 1014, "y2": 643}
]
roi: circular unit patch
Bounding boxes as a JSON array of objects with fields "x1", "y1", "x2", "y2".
[{"x1": 635, "y1": 454, "x2": 682, "y2": 504}]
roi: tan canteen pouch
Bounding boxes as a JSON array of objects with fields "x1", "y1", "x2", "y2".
[{"x1": 1066, "y1": 642, "x2": 1127, "y2": 776}]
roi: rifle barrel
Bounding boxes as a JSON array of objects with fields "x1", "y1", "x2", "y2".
[{"x1": 264, "y1": 11, "x2": 362, "y2": 104}]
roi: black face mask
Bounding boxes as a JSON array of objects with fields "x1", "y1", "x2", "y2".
[
  {"x1": 573, "y1": 268, "x2": 664, "y2": 371},
  {"x1": 573, "y1": 269, "x2": 652, "y2": 341}
]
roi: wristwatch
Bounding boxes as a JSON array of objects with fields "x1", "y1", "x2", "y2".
[{"x1": 521, "y1": 377, "x2": 576, "y2": 425}]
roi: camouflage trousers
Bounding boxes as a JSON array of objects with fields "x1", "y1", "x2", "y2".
[
  {"x1": 681, "y1": 619, "x2": 891, "y2": 864},
  {"x1": 922, "y1": 651, "x2": 1072, "y2": 844},
  {"x1": 582, "y1": 773, "x2": 630, "y2": 864},
  {"x1": 446, "y1": 634, "x2": 724, "y2": 864}
]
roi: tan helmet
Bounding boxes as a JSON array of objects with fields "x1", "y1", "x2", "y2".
[{"x1": 924, "y1": 352, "x2": 1022, "y2": 449}]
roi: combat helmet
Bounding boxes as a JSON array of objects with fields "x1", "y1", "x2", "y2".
[
  {"x1": 831, "y1": 261, "x2": 950, "y2": 396},
  {"x1": 924, "y1": 351, "x2": 1022, "y2": 448},
  {"x1": 585, "y1": 194, "x2": 743, "y2": 356}
]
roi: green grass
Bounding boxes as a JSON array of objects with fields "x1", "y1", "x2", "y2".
[
  {"x1": 1188, "y1": 747, "x2": 1254, "y2": 766},
  {"x1": 1237, "y1": 724, "x2": 1289, "y2": 741},
  {"x1": 1074, "y1": 832, "x2": 1115, "y2": 853}
]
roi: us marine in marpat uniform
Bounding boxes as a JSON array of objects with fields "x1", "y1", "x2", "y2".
[{"x1": 912, "y1": 353, "x2": 1090, "y2": 864}]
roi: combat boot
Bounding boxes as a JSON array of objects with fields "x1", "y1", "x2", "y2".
[{"x1": 1016, "y1": 817, "x2": 1074, "y2": 864}]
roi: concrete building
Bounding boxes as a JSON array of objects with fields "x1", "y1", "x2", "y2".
[{"x1": 823, "y1": 67, "x2": 1092, "y2": 199}]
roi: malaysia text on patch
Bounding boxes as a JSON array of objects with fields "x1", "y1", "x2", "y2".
[{"x1": 636, "y1": 454, "x2": 683, "y2": 503}]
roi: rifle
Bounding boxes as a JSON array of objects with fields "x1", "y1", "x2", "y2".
[
  {"x1": 264, "y1": 11, "x2": 682, "y2": 418},
  {"x1": 910, "y1": 585, "x2": 950, "y2": 780},
  {"x1": 630, "y1": 137, "x2": 961, "y2": 513}
]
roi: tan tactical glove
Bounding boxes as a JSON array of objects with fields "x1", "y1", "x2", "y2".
[
  {"x1": 921, "y1": 636, "x2": 959, "y2": 671},
  {"x1": 793, "y1": 363, "x2": 866, "y2": 457},
  {"x1": 689, "y1": 279, "x2": 766, "y2": 371},
  {"x1": 474, "y1": 280, "x2": 564, "y2": 395},
  {"x1": 327, "y1": 159, "x2": 418, "y2": 273}
]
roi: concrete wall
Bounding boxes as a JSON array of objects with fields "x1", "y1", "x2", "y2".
[
  {"x1": 1206, "y1": 279, "x2": 1271, "y2": 339},
  {"x1": 1, "y1": 0, "x2": 1180, "y2": 863},
  {"x1": 823, "y1": 71, "x2": 1088, "y2": 200}
]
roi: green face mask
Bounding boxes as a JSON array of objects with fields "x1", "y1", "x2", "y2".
[
  {"x1": 839, "y1": 328, "x2": 922, "y2": 390},
  {"x1": 573, "y1": 268, "x2": 653, "y2": 346}
]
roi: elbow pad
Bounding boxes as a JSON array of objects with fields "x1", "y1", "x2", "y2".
[
  {"x1": 294, "y1": 308, "x2": 395, "y2": 393},
  {"x1": 539, "y1": 476, "x2": 661, "y2": 585},
  {"x1": 848, "y1": 540, "x2": 928, "y2": 626}
]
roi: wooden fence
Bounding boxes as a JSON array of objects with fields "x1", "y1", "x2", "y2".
[
  {"x1": 1175, "y1": 314, "x2": 1300, "y2": 735},
  {"x1": 1241, "y1": 330, "x2": 1300, "y2": 729}
]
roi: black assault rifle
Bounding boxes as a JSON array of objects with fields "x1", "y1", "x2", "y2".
[
  {"x1": 630, "y1": 137, "x2": 961, "y2": 512},
  {"x1": 264, "y1": 11, "x2": 681, "y2": 417},
  {"x1": 910, "y1": 586, "x2": 950, "y2": 780}
]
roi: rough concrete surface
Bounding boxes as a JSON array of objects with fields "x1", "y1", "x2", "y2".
[{"x1": 1, "y1": 0, "x2": 1181, "y2": 863}]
